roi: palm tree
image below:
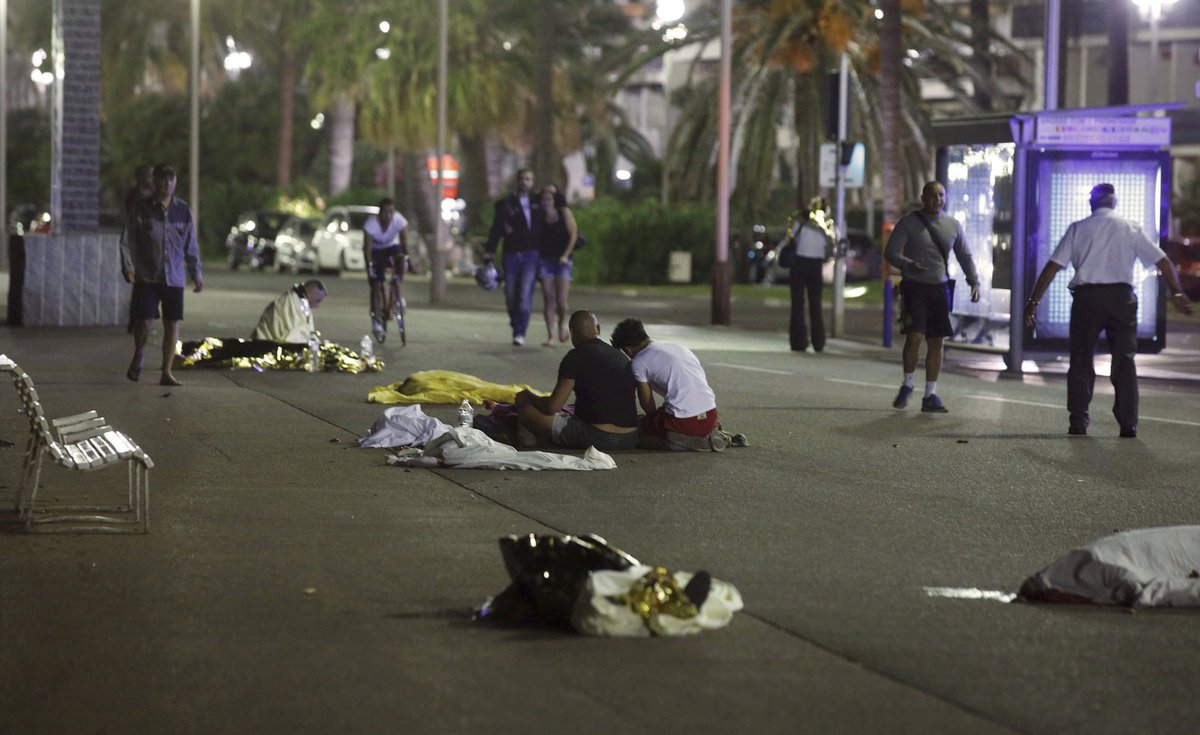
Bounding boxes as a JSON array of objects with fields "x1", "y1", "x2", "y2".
[{"x1": 663, "y1": 0, "x2": 1029, "y2": 222}]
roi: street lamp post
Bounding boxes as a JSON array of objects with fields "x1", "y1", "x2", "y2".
[
  {"x1": 190, "y1": 0, "x2": 200, "y2": 228},
  {"x1": 712, "y1": 0, "x2": 731, "y2": 325},
  {"x1": 430, "y1": 0, "x2": 448, "y2": 305},
  {"x1": 1132, "y1": 0, "x2": 1179, "y2": 102}
]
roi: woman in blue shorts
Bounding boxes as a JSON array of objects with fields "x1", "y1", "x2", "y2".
[{"x1": 537, "y1": 185, "x2": 578, "y2": 346}]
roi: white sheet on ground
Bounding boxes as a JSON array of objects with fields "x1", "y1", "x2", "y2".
[
  {"x1": 1020, "y1": 526, "x2": 1200, "y2": 607},
  {"x1": 358, "y1": 405, "x2": 451, "y2": 448},
  {"x1": 385, "y1": 426, "x2": 617, "y2": 471},
  {"x1": 571, "y1": 565, "x2": 744, "y2": 637}
]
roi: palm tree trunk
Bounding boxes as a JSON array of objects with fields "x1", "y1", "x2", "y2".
[
  {"x1": 459, "y1": 132, "x2": 491, "y2": 232},
  {"x1": 532, "y1": 0, "x2": 557, "y2": 186},
  {"x1": 880, "y1": 0, "x2": 903, "y2": 226},
  {"x1": 329, "y1": 93, "x2": 355, "y2": 197},
  {"x1": 969, "y1": 0, "x2": 993, "y2": 111},
  {"x1": 276, "y1": 33, "x2": 296, "y2": 188}
]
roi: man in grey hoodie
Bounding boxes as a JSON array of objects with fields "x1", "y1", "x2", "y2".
[{"x1": 884, "y1": 181, "x2": 980, "y2": 413}]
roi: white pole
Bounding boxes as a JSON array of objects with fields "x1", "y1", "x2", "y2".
[
  {"x1": 712, "y1": 0, "x2": 731, "y2": 325},
  {"x1": 832, "y1": 52, "x2": 849, "y2": 337},
  {"x1": 431, "y1": 0, "x2": 447, "y2": 305},
  {"x1": 1, "y1": 0, "x2": 7, "y2": 270},
  {"x1": 190, "y1": 0, "x2": 200, "y2": 225},
  {"x1": 1043, "y1": 0, "x2": 1060, "y2": 110}
]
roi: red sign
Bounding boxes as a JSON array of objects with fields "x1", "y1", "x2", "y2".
[{"x1": 425, "y1": 155, "x2": 459, "y2": 199}]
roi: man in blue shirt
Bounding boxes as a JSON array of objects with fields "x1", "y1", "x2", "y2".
[{"x1": 120, "y1": 163, "x2": 203, "y2": 386}]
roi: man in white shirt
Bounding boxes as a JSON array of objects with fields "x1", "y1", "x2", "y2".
[
  {"x1": 363, "y1": 198, "x2": 409, "y2": 343},
  {"x1": 1024, "y1": 183, "x2": 1193, "y2": 438},
  {"x1": 609, "y1": 317, "x2": 723, "y2": 451}
]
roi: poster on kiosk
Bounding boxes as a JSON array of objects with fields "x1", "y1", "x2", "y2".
[{"x1": 934, "y1": 111, "x2": 1172, "y2": 360}]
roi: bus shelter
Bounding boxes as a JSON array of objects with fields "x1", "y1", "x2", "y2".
[{"x1": 927, "y1": 106, "x2": 1174, "y2": 372}]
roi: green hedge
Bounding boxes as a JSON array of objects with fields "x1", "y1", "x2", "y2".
[{"x1": 571, "y1": 197, "x2": 715, "y2": 285}]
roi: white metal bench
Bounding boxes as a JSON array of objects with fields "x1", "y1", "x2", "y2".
[{"x1": 2, "y1": 356, "x2": 152, "y2": 533}]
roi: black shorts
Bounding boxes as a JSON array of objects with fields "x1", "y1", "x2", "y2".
[
  {"x1": 900, "y1": 281, "x2": 953, "y2": 338},
  {"x1": 131, "y1": 282, "x2": 184, "y2": 321},
  {"x1": 369, "y1": 246, "x2": 405, "y2": 284}
]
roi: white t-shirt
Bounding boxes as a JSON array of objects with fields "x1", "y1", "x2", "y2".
[
  {"x1": 1050, "y1": 208, "x2": 1166, "y2": 287},
  {"x1": 364, "y1": 213, "x2": 408, "y2": 250},
  {"x1": 631, "y1": 342, "x2": 717, "y2": 418}
]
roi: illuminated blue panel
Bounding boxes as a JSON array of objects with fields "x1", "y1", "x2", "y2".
[
  {"x1": 944, "y1": 143, "x2": 1015, "y2": 348},
  {"x1": 1030, "y1": 154, "x2": 1163, "y2": 340}
]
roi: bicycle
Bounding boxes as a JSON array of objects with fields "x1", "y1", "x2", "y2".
[{"x1": 370, "y1": 253, "x2": 411, "y2": 346}]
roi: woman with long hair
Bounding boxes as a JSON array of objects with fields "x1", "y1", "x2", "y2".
[{"x1": 537, "y1": 185, "x2": 578, "y2": 345}]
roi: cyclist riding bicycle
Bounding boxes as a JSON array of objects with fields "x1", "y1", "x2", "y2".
[{"x1": 363, "y1": 198, "x2": 412, "y2": 344}]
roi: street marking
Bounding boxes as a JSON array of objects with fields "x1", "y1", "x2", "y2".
[
  {"x1": 967, "y1": 394, "x2": 1060, "y2": 410},
  {"x1": 827, "y1": 378, "x2": 894, "y2": 389},
  {"x1": 923, "y1": 587, "x2": 1015, "y2": 603},
  {"x1": 711, "y1": 362, "x2": 792, "y2": 375},
  {"x1": 826, "y1": 380, "x2": 1200, "y2": 428}
]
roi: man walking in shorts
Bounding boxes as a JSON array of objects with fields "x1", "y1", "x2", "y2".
[
  {"x1": 884, "y1": 181, "x2": 980, "y2": 412},
  {"x1": 120, "y1": 163, "x2": 203, "y2": 386}
]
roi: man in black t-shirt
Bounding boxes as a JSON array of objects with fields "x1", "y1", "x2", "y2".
[{"x1": 514, "y1": 310, "x2": 640, "y2": 451}]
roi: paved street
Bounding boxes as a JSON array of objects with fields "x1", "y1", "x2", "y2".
[{"x1": 2, "y1": 269, "x2": 1199, "y2": 734}]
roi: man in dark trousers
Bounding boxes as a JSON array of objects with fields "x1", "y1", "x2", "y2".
[
  {"x1": 484, "y1": 168, "x2": 541, "y2": 346},
  {"x1": 120, "y1": 163, "x2": 203, "y2": 386},
  {"x1": 514, "y1": 310, "x2": 640, "y2": 451},
  {"x1": 884, "y1": 181, "x2": 980, "y2": 413},
  {"x1": 1024, "y1": 183, "x2": 1192, "y2": 438}
]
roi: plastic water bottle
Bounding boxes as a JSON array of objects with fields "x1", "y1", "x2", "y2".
[
  {"x1": 457, "y1": 399, "x2": 474, "y2": 428},
  {"x1": 359, "y1": 334, "x2": 374, "y2": 365},
  {"x1": 307, "y1": 335, "x2": 321, "y2": 372}
]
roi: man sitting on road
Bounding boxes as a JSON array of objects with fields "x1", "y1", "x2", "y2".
[
  {"x1": 514, "y1": 310, "x2": 640, "y2": 451},
  {"x1": 609, "y1": 318, "x2": 726, "y2": 451},
  {"x1": 250, "y1": 279, "x2": 327, "y2": 344}
]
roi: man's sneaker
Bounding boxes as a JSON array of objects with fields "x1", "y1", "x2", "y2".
[
  {"x1": 1119, "y1": 426, "x2": 1138, "y2": 438},
  {"x1": 1068, "y1": 426, "x2": 1087, "y2": 436},
  {"x1": 512, "y1": 335, "x2": 525, "y2": 346},
  {"x1": 371, "y1": 319, "x2": 385, "y2": 344},
  {"x1": 921, "y1": 394, "x2": 948, "y2": 413},
  {"x1": 892, "y1": 385, "x2": 914, "y2": 409}
]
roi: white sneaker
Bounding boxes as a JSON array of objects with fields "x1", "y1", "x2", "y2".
[
  {"x1": 372, "y1": 319, "x2": 385, "y2": 343},
  {"x1": 512, "y1": 335, "x2": 525, "y2": 346}
]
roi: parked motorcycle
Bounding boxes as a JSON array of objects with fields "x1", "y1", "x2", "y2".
[{"x1": 225, "y1": 210, "x2": 288, "y2": 271}]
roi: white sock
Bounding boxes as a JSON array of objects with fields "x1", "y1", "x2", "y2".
[
  {"x1": 925, "y1": 381, "x2": 938, "y2": 398},
  {"x1": 903, "y1": 373, "x2": 914, "y2": 389}
]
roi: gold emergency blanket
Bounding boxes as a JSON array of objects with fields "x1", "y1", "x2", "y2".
[
  {"x1": 176, "y1": 337, "x2": 383, "y2": 374},
  {"x1": 368, "y1": 370, "x2": 546, "y2": 405}
]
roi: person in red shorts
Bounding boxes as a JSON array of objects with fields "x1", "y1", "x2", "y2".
[{"x1": 610, "y1": 318, "x2": 724, "y2": 451}]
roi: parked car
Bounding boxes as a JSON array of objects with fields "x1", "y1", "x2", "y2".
[
  {"x1": 1164, "y1": 236, "x2": 1200, "y2": 300},
  {"x1": 762, "y1": 229, "x2": 880, "y2": 285},
  {"x1": 273, "y1": 216, "x2": 319, "y2": 274},
  {"x1": 226, "y1": 210, "x2": 288, "y2": 271},
  {"x1": 311, "y1": 205, "x2": 373, "y2": 273}
]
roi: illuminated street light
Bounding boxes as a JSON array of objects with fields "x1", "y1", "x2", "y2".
[
  {"x1": 379, "y1": 20, "x2": 391, "y2": 33},
  {"x1": 375, "y1": 48, "x2": 391, "y2": 60},
  {"x1": 311, "y1": 112, "x2": 325, "y2": 130},
  {"x1": 656, "y1": 0, "x2": 685, "y2": 24},
  {"x1": 223, "y1": 36, "x2": 252, "y2": 76},
  {"x1": 32, "y1": 48, "x2": 46, "y2": 67},
  {"x1": 1131, "y1": 0, "x2": 1179, "y2": 102}
]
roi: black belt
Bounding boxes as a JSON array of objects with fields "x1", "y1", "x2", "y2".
[{"x1": 1072, "y1": 283, "x2": 1132, "y2": 291}]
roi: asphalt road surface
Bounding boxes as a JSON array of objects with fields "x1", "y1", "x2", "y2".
[{"x1": 2, "y1": 268, "x2": 1198, "y2": 734}]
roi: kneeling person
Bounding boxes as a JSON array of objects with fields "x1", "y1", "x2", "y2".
[
  {"x1": 515, "y1": 310, "x2": 640, "y2": 451},
  {"x1": 250, "y1": 279, "x2": 327, "y2": 343},
  {"x1": 610, "y1": 318, "x2": 720, "y2": 451}
]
